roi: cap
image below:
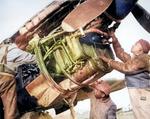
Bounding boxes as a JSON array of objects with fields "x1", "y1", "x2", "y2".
[{"x1": 139, "y1": 39, "x2": 150, "y2": 54}]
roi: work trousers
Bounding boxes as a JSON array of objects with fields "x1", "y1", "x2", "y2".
[
  {"x1": 128, "y1": 88, "x2": 150, "y2": 119},
  {"x1": 0, "y1": 74, "x2": 19, "y2": 119}
]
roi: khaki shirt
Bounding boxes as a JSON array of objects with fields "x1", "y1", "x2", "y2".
[
  {"x1": 86, "y1": 91, "x2": 116, "y2": 119},
  {"x1": 0, "y1": 43, "x2": 37, "y2": 74}
]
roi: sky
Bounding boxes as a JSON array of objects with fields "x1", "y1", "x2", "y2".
[{"x1": 0, "y1": 0, "x2": 150, "y2": 114}]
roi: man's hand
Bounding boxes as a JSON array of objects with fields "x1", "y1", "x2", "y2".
[
  {"x1": 100, "y1": 56, "x2": 110, "y2": 63},
  {"x1": 90, "y1": 80, "x2": 103, "y2": 89},
  {"x1": 107, "y1": 29, "x2": 118, "y2": 44}
]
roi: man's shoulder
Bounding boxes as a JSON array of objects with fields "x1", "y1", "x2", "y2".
[
  {"x1": 137, "y1": 54, "x2": 150, "y2": 58},
  {"x1": 8, "y1": 43, "x2": 17, "y2": 49},
  {"x1": 0, "y1": 44, "x2": 17, "y2": 54},
  {"x1": 133, "y1": 54, "x2": 150, "y2": 63},
  {"x1": 108, "y1": 98, "x2": 116, "y2": 106}
]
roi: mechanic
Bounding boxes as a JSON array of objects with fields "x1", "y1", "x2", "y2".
[
  {"x1": 101, "y1": 30, "x2": 150, "y2": 119},
  {"x1": 0, "y1": 35, "x2": 37, "y2": 119},
  {"x1": 85, "y1": 80, "x2": 117, "y2": 119}
]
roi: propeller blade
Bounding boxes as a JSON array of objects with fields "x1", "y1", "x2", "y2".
[
  {"x1": 61, "y1": 0, "x2": 113, "y2": 32},
  {"x1": 131, "y1": 3, "x2": 150, "y2": 33}
]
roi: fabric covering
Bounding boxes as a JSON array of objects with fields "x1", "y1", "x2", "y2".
[
  {"x1": 15, "y1": 64, "x2": 40, "y2": 115},
  {"x1": 15, "y1": 63, "x2": 40, "y2": 91}
]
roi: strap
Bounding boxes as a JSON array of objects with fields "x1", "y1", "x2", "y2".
[
  {"x1": 1, "y1": 46, "x2": 9, "y2": 64},
  {"x1": 0, "y1": 72, "x2": 14, "y2": 77}
]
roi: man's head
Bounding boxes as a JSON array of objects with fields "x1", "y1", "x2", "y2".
[
  {"x1": 131, "y1": 39, "x2": 150, "y2": 55},
  {"x1": 93, "y1": 83, "x2": 111, "y2": 99},
  {"x1": 15, "y1": 35, "x2": 28, "y2": 51}
]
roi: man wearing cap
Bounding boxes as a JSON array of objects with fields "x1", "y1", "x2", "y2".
[
  {"x1": 85, "y1": 80, "x2": 117, "y2": 119},
  {"x1": 0, "y1": 35, "x2": 37, "y2": 119},
  {"x1": 101, "y1": 30, "x2": 150, "y2": 119}
]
